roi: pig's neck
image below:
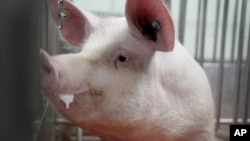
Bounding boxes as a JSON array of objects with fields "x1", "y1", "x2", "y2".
[
  {"x1": 99, "y1": 129, "x2": 200, "y2": 141},
  {"x1": 91, "y1": 123, "x2": 202, "y2": 141},
  {"x1": 98, "y1": 126, "x2": 170, "y2": 141}
]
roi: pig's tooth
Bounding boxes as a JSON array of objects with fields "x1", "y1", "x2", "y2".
[{"x1": 58, "y1": 94, "x2": 74, "y2": 109}]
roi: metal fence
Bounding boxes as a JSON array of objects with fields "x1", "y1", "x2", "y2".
[
  {"x1": 165, "y1": 0, "x2": 250, "y2": 140},
  {"x1": 42, "y1": 0, "x2": 250, "y2": 140}
]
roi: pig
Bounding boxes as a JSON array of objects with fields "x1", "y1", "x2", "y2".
[{"x1": 40, "y1": 0, "x2": 215, "y2": 140}]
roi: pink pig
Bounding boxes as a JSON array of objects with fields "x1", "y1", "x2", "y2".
[{"x1": 40, "y1": 0, "x2": 215, "y2": 140}]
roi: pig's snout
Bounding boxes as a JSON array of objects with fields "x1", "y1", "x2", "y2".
[
  {"x1": 40, "y1": 50, "x2": 60, "y2": 94},
  {"x1": 40, "y1": 50, "x2": 90, "y2": 95},
  {"x1": 40, "y1": 50, "x2": 56, "y2": 76}
]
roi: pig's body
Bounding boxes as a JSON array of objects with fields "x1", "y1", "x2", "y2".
[{"x1": 41, "y1": 0, "x2": 215, "y2": 140}]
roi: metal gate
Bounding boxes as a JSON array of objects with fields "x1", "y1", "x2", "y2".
[
  {"x1": 166, "y1": 0, "x2": 250, "y2": 140},
  {"x1": 32, "y1": 0, "x2": 250, "y2": 140}
]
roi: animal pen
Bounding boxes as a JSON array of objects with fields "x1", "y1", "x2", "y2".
[{"x1": 0, "y1": 0, "x2": 249, "y2": 141}]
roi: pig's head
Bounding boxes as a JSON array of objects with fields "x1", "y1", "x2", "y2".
[{"x1": 41, "y1": 0, "x2": 214, "y2": 140}]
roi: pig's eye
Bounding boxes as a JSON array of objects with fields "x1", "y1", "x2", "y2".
[
  {"x1": 118, "y1": 55, "x2": 128, "y2": 63},
  {"x1": 113, "y1": 50, "x2": 131, "y2": 68}
]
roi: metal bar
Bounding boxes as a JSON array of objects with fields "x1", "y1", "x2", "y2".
[
  {"x1": 56, "y1": 117, "x2": 84, "y2": 141},
  {"x1": 164, "y1": 0, "x2": 171, "y2": 10},
  {"x1": 77, "y1": 128, "x2": 83, "y2": 141},
  {"x1": 42, "y1": 0, "x2": 49, "y2": 51},
  {"x1": 168, "y1": 0, "x2": 171, "y2": 10},
  {"x1": 199, "y1": 0, "x2": 208, "y2": 66},
  {"x1": 178, "y1": 0, "x2": 187, "y2": 44},
  {"x1": 56, "y1": 117, "x2": 71, "y2": 124},
  {"x1": 243, "y1": 15, "x2": 250, "y2": 124},
  {"x1": 230, "y1": 1, "x2": 239, "y2": 62},
  {"x1": 212, "y1": 0, "x2": 221, "y2": 62},
  {"x1": 0, "y1": 0, "x2": 40, "y2": 141},
  {"x1": 215, "y1": 0, "x2": 229, "y2": 131},
  {"x1": 233, "y1": 0, "x2": 247, "y2": 124},
  {"x1": 195, "y1": 0, "x2": 202, "y2": 60},
  {"x1": 34, "y1": 103, "x2": 49, "y2": 141},
  {"x1": 217, "y1": 118, "x2": 250, "y2": 124}
]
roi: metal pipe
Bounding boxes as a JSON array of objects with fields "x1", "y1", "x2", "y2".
[
  {"x1": 77, "y1": 128, "x2": 83, "y2": 141},
  {"x1": 56, "y1": 118, "x2": 72, "y2": 124},
  {"x1": 212, "y1": 0, "x2": 221, "y2": 62},
  {"x1": 0, "y1": 0, "x2": 41, "y2": 140},
  {"x1": 230, "y1": 1, "x2": 239, "y2": 62},
  {"x1": 218, "y1": 118, "x2": 250, "y2": 124},
  {"x1": 233, "y1": 0, "x2": 247, "y2": 124},
  {"x1": 195, "y1": 0, "x2": 202, "y2": 60},
  {"x1": 42, "y1": 0, "x2": 49, "y2": 51},
  {"x1": 34, "y1": 103, "x2": 49, "y2": 141},
  {"x1": 215, "y1": 0, "x2": 229, "y2": 131},
  {"x1": 243, "y1": 15, "x2": 250, "y2": 124},
  {"x1": 199, "y1": 0, "x2": 208, "y2": 66},
  {"x1": 178, "y1": 0, "x2": 187, "y2": 44},
  {"x1": 164, "y1": 0, "x2": 171, "y2": 10},
  {"x1": 168, "y1": 0, "x2": 171, "y2": 10}
]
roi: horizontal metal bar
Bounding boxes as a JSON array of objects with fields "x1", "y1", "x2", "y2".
[
  {"x1": 56, "y1": 117, "x2": 250, "y2": 126},
  {"x1": 217, "y1": 118, "x2": 250, "y2": 124},
  {"x1": 56, "y1": 117, "x2": 71, "y2": 124}
]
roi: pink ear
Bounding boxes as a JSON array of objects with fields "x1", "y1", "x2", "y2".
[
  {"x1": 49, "y1": 0, "x2": 96, "y2": 46},
  {"x1": 125, "y1": 0, "x2": 175, "y2": 52}
]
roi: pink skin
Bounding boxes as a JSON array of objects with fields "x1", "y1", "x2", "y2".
[
  {"x1": 126, "y1": 0, "x2": 175, "y2": 52},
  {"x1": 41, "y1": 0, "x2": 215, "y2": 140}
]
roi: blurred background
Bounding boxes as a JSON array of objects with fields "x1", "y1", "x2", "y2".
[{"x1": 0, "y1": 0, "x2": 249, "y2": 141}]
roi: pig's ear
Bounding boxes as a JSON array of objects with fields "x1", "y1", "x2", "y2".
[
  {"x1": 125, "y1": 0, "x2": 175, "y2": 52},
  {"x1": 49, "y1": 0, "x2": 98, "y2": 46}
]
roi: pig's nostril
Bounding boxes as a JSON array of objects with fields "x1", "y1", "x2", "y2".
[
  {"x1": 40, "y1": 50, "x2": 54, "y2": 75},
  {"x1": 43, "y1": 64, "x2": 51, "y2": 74}
]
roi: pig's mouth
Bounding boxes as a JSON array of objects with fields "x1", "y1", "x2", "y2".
[{"x1": 43, "y1": 90, "x2": 104, "y2": 110}]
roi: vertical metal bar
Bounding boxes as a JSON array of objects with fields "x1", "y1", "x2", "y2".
[
  {"x1": 213, "y1": 0, "x2": 221, "y2": 62},
  {"x1": 199, "y1": 0, "x2": 208, "y2": 66},
  {"x1": 195, "y1": 0, "x2": 202, "y2": 60},
  {"x1": 168, "y1": 0, "x2": 171, "y2": 10},
  {"x1": 42, "y1": 0, "x2": 48, "y2": 51},
  {"x1": 215, "y1": 0, "x2": 229, "y2": 131},
  {"x1": 230, "y1": 1, "x2": 239, "y2": 62},
  {"x1": 178, "y1": 0, "x2": 187, "y2": 44},
  {"x1": 164, "y1": 0, "x2": 171, "y2": 10},
  {"x1": 0, "y1": 0, "x2": 40, "y2": 141},
  {"x1": 243, "y1": 14, "x2": 250, "y2": 124},
  {"x1": 77, "y1": 128, "x2": 83, "y2": 141},
  {"x1": 233, "y1": 0, "x2": 247, "y2": 124}
]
